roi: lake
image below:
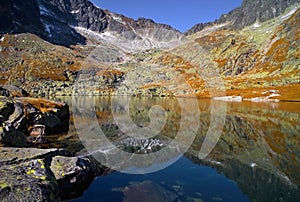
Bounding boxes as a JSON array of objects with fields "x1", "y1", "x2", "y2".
[{"x1": 57, "y1": 96, "x2": 300, "y2": 202}]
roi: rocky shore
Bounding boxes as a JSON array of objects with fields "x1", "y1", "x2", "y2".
[{"x1": 0, "y1": 85, "x2": 109, "y2": 201}]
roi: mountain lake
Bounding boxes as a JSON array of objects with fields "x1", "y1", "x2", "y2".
[{"x1": 55, "y1": 96, "x2": 300, "y2": 202}]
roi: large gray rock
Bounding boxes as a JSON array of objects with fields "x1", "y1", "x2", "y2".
[
  {"x1": 0, "y1": 148, "x2": 69, "y2": 202},
  {"x1": 0, "y1": 147, "x2": 107, "y2": 201},
  {"x1": 50, "y1": 156, "x2": 96, "y2": 200},
  {"x1": 0, "y1": 159, "x2": 60, "y2": 202}
]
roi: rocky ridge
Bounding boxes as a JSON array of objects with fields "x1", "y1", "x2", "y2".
[
  {"x1": 185, "y1": 0, "x2": 300, "y2": 35},
  {"x1": 0, "y1": 0, "x2": 182, "y2": 48}
]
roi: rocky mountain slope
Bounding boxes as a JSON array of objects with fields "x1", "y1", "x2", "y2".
[{"x1": 0, "y1": 0, "x2": 299, "y2": 101}]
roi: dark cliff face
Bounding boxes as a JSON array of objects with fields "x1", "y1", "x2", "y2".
[
  {"x1": 0, "y1": 0, "x2": 86, "y2": 46},
  {"x1": 185, "y1": 0, "x2": 299, "y2": 35},
  {"x1": 0, "y1": 0, "x2": 45, "y2": 37}
]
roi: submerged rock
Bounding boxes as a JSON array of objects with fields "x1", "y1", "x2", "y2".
[{"x1": 116, "y1": 180, "x2": 178, "y2": 202}]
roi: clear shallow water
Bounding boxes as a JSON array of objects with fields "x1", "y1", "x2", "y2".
[
  {"x1": 58, "y1": 96, "x2": 300, "y2": 202},
  {"x1": 72, "y1": 157, "x2": 249, "y2": 202}
]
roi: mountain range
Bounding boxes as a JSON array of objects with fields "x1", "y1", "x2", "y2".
[{"x1": 0, "y1": 0, "x2": 299, "y2": 101}]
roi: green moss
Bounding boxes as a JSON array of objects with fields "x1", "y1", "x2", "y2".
[
  {"x1": 40, "y1": 176, "x2": 46, "y2": 181},
  {"x1": 26, "y1": 169, "x2": 36, "y2": 175},
  {"x1": 25, "y1": 186, "x2": 31, "y2": 191},
  {"x1": 0, "y1": 182, "x2": 8, "y2": 188}
]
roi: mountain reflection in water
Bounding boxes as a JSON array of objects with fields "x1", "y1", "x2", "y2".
[{"x1": 60, "y1": 96, "x2": 300, "y2": 202}]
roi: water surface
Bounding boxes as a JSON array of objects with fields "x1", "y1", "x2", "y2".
[{"x1": 58, "y1": 96, "x2": 300, "y2": 202}]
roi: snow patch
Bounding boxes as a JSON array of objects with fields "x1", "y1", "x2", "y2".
[
  {"x1": 203, "y1": 23, "x2": 229, "y2": 32},
  {"x1": 250, "y1": 163, "x2": 257, "y2": 168},
  {"x1": 0, "y1": 36, "x2": 4, "y2": 42},
  {"x1": 71, "y1": 9, "x2": 80, "y2": 14},
  {"x1": 210, "y1": 160, "x2": 222, "y2": 165},
  {"x1": 39, "y1": 4, "x2": 55, "y2": 17},
  {"x1": 262, "y1": 89, "x2": 278, "y2": 94},
  {"x1": 111, "y1": 14, "x2": 126, "y2": 25},
  {"x1": 281, "y1": 7, "x2": 298, "y2": 19},
  {"x1": 75, "y1": 26, "x2": 116, "y2": 41},
  {"x1": 41, "y1": 19, "x2": 53, "y2": 37},
  {"x1": 112, "y1": 15, "x2": 121, "y2": 21},
  {"x1": 45, "y1": 24, "x2": 52, "y2": 36},
  {"x1": 253, "y1": 22, "x2": 261, "y2": 28},
  {"x1": 246, "y1": 97, "x2": 280, "y2": 103},
  {"x1": 13, "y1": 4, "x2": 21, "y2": 10},
  {"x1": 268, "y1": 93, "x2": 280, "y2": 98},
  {"x1": 100, "y1": 31, "x2": 116, "y2": 40},
  {"x1": 262, "y1": 90, "x2": 280, "y2": 98},
  {"x1": 213, "y1": 96, "x2": 243, "y2": 102}
]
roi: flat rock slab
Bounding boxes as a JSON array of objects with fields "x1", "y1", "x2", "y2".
[{"x1": 0, "y1": 148, "x2": 70, "y2": 165}]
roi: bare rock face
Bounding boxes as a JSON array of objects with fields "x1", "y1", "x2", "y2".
[
  {"x1": 222, "y1": 0, "x2": 300, "y2": 29},
  {"x1": 49, "y1": 0, "x2": 108, "y2": 32}
]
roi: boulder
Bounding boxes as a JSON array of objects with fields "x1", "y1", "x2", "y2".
[
  {"x1": 50, "y1": 156, "x2": 96, "y2": 200},
  {"x1": 0, "y1": 147, "x2": 108, "y2": 201},
  {"x1": 0, "y1": 159, "x2": 59, "y2": 202},
  {"x1": 0, "y1": 148, "x2": 70, "y2": 202},
  {"x1": 19, "y1": 98, "x2": 70, "y2": 134},
  {"x1": 0, "y1": 96, "x2": 70, "y2": 146}
]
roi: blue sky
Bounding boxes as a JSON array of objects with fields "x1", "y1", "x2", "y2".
[{"x1": 90, "y1": 0, "x2": 243, "y2": 32}]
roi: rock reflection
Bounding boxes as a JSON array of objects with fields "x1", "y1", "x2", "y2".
[{"x1": 62, "y1": 96, "x2": 300, "y2": 201}]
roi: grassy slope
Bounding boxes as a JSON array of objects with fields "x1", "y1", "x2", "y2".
[
  {"x1": 145, "y1": 8, "x2": 300, "y2": 101},
  {"x1": 0, "y1": 8, "x2": 299, "y2": 101}
]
